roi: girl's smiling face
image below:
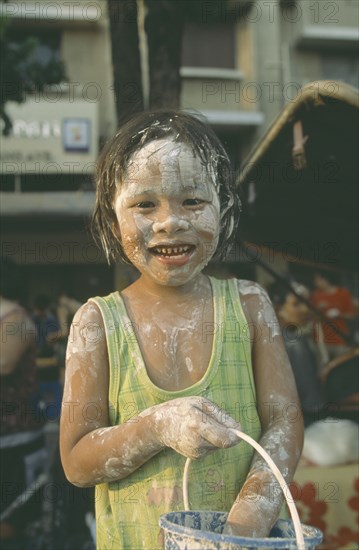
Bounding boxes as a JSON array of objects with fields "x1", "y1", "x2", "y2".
[{"x1": 114, "y1": 139, "x2": 220, "y2": 288}]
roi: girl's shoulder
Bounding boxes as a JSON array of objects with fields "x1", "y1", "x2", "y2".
[
  {"x1": 235, "y1": 279, "x2": 267, "y2": 296},
  {"x1": 231, "y1": 278, "x2": 270, "y2": 303},
  {"x1": 73, "y1": 300, "x2": 103, "y2": 324},
  {"x1": 75, "y1": 294, "x2": 130, "y2": 329},
  {"x1": 231, "y1": 279, "x2": 274, "y2": 324},
  {"x1": 69, "y1": 300, "x2": 109, "y2": 356}
]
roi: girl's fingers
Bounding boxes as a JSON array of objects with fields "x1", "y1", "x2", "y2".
[
  {"x1": 200, "y1": 422, "x2": 241, "y2": 449},
  {"x1": 195, "y1": 399, "x2": 241, "y2": 431}
]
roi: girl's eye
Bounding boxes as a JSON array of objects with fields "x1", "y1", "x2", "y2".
[
  {"x1": 183, "y1": 198, "x2": 205, "y2": 207},
  {"x1": 135, "y1": 201, "x2": 155, "y2": 209}
]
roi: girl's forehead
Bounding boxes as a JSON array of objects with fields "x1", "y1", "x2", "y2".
[{"x1": 126, "y1": 138, "x2": 207, "y2": 180}]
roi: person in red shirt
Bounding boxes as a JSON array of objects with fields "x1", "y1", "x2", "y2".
[{"x1": 311, "y1": 270, "x2": 357, "y2": 358}]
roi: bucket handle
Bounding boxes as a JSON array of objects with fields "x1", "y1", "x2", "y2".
[{"x1": 182, "y1": 429, "x2": 305, "y2": 550}]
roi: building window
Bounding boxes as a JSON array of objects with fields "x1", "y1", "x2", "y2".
[
  {"x1": 181, "y1": 22, "x2": 235, "y2": 69},
  {"x1": 320, "y1": 53, "x2": 359, "y2": 89}
]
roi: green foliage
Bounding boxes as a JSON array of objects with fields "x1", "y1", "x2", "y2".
[{"x1": 0, "y1": 17, "x2": 67, "y2": 135}]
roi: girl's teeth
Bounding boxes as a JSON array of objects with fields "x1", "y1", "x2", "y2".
[{"x1": 153, "y1": 245, "x2": 191, "y2": 255}]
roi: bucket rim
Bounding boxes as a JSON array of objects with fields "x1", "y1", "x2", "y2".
[{"x1": 159, "y1": 512, "x2": 323, "y2": 548}]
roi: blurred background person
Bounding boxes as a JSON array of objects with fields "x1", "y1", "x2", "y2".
[
  {"x1": 55, "y1": 291, "x2": 82, "y2": 384},
  {"x1": 32, "y1": 295, "x2": 62, "y2": 423},
  {"x1": 268, "y1": 281, "x2": 325, "y2": 427},
  {"x1": 311, "y1": 270, "x2": 357, "y2": 359},
  {"x1": 0, "y1": 258, "x2": 47, "y2": 547}
]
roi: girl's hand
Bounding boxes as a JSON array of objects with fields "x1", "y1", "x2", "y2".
[
  {"x1": 139, "y1": 396, "x2": 241, "y2": 459},
  {"x1": 223, "y1": 497, "x2": 272, "y2": 538},
  {"x1": 223, "y1": 502, "x2": 268, "y2": 538}
]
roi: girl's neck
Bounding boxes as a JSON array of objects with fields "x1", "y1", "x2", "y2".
[{"x1": 125, "y1": 273, "x2": 210, "y2": 303}]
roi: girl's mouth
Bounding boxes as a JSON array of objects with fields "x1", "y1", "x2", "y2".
[
  {"x1": 148, "y1": 244, "x2": 196, "y2": 266},
  {"x1": 149, "y1": 245, "x2": 195, "y2": 258}
]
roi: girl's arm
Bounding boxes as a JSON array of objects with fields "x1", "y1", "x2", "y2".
[
  {"x1": 225, "y1": 282, "x2": 304, "y2": 538},
  {"x1": 60, "y1": 302, "x2": 165, "y2": 487},
  {"x1": 60, "y1": 302, "x2": 242, "y2": 488}
]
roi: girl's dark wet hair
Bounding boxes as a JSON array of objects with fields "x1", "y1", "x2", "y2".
[{"x1": 92, "y1": 109, "x2": 241, "y2": 265}]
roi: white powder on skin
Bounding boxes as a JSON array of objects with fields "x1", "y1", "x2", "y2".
[
  {"x1": 120, "y1": 276, "x2": 213, "y2": 390},
  {"x1": 138, "y1": 397, "x2": 240, "y2": 459},
  {"x1": 63, "y1": 303, "x2": 105, "y2": 405},
  {"x1": 185, "y1": 357, "x2": 193, "y2": 372},
  {"x1": 238, "y1": 280, "x2": 281, "y2": 339},
  {"x1": 113, "y1": 139, "x2": 220, "y2": 287}
]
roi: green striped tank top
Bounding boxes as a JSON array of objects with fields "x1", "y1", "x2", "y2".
[{"x1": 91, "y1": 276, "x2": 261, "y2": 550}]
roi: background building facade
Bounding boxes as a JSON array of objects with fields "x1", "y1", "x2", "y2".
[{"x1": 1, "y1": 0, "x2": 358, "y2": 302}]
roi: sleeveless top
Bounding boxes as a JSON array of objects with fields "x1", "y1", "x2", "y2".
[{"x1": 90, "y1": 277, "x2": 262, "y2": 550}]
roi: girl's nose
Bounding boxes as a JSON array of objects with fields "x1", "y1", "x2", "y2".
[{"x1": 152, "y1": 214, "x2": 190, "y2": 234}]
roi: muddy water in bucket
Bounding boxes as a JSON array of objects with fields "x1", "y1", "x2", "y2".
[{"x1": 159, "y1": 430, "x2": 323, "y2": 550}]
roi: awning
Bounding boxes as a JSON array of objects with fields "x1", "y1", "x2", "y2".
[{"x1": 237, "y1": 80, "x2": 359, "y2": 272}]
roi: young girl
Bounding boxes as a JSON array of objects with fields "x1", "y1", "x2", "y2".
[{"x1": 60, "y1": 111, "x2": 303, "y2": 549}]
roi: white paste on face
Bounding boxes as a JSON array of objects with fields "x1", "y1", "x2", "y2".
[{"x1": 113, "y1": 139, "x2": 220, "y2": 288}]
